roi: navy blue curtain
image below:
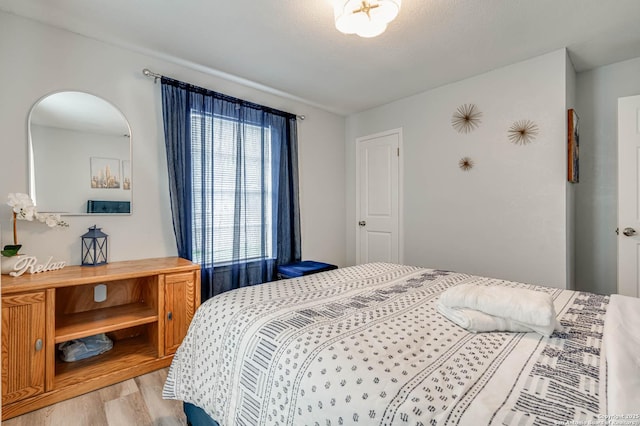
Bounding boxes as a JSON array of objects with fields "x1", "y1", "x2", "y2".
[{"x1": 161, "y1": 77, "x2": 301, "y2": 300}]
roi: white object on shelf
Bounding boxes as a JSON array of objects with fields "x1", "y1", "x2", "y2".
[
  {"x1": 5, "y1": 255, "x2": 66, "y2": 276},
  {"x1": 94, "y1": 284, "x2": 107, "y2": 302},
  {"x1": 1, "y1": 254, "x2": 27, "y2": 275}
]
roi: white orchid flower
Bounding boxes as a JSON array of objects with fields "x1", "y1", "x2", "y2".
[
  {"x1": 8, "y1": 192, "x2": 34, "y2": 209},
  {"x1": 4, "y1": 193, "x2": 70, "y2": 252},
  {"x1": 8, "y1": 193, "x2": 37, "y2": 220},
  {"x1": 34, "y1": 212, "x2": 69, "y2": 228}
]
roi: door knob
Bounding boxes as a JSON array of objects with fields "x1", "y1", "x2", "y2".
[
  {"x1": 623, "y1": 227, "x2": 637, "y2": 237},
  {"x1": 167, "y1": 311, "x2": 173, "y2": 320},
  {"x1": 358, "y1": 221, "x2": 366, "y2": 227}
]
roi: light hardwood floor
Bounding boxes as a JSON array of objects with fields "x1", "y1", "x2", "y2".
[{"x1": 2, "y1": 368, "x2": 188, "y2": 426}]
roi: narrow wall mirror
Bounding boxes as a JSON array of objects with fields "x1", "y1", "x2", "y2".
[{"x1": 29, "y1": 91, "x2": 132, "y2": 215}]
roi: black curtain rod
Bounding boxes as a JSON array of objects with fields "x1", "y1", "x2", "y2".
[{"x1": 142, "y1": 68, "x2": 305, "y2": 120}]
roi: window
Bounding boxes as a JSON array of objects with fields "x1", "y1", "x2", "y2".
[
  {"x1": 191, "y1": 111, "x2": 273, "y2": 266},
  {"x1": 161, "y1": 78, "x2": 300, "y2": 297}
]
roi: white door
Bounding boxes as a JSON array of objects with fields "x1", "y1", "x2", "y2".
[
  {"x1": 356, "y1": 129, "x2": 402, "y2": 264},
  {"x1": 618, "y1": 95, "x2": 640, "y2": 297}
]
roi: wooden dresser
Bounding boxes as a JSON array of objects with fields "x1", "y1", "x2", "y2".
[{"x1": 1, "y1": 257, "x2": 201, "y2": 420}]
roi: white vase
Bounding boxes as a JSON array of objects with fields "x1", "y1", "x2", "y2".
[{"x1": 1, "y1": 254, "x2": 26, "y2": 275}]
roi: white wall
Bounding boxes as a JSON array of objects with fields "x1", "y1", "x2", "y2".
[
  {"x1": 346, "y1": 49, "x2": 572, "y2": 289},
  {"x1": 0, "y1": 12, "x2": 346, "y2": 268},
  {"x1": 31, "y1": 125, "x2": 131, "y2": 213},
  {"x1": 575, "y1": 56, "x2": 640, "y2": 295}
]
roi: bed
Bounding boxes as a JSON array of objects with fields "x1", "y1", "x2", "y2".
[{"x1": 163, "y1": 263, "x2": 640, "y2": 425}]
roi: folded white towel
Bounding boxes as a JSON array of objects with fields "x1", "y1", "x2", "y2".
[
  {"x1": 437, "y1": 302, "x2": 556, "y2": 336},
  {"x1": 438, "y1": 284, "x2": 562, "y2": 336}
]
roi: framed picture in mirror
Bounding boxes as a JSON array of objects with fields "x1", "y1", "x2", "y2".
[
  {"x1": 568, "y1": 109, "x2": 579, "y2": 183},
  {"x1": 90, "y1": 157, "x2": 120, "y2": 189},
  {"x1": 122, "y1": 160, "x2": 131, "y2": 190}
]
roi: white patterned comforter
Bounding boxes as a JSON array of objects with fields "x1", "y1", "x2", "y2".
[{"x1": 163, "y1": 263, "x2": 609, "y2": 425}]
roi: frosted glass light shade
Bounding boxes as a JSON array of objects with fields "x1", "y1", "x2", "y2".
[
  {"x1": 356, "y1": 22, "x2": 387, "y2": 38},
  {"x1": 334, "y1": 0, "x2": 401, "y2": 38},
  {"x1": 371, "y1": 0, "x2": 401, "y2": 24}
]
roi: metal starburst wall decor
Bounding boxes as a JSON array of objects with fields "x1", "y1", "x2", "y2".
[
  {"x1": 451, "y1": 104, "x2": 482, "y2": 133},
  {"x1": 508, "y1": 120, "x2": 539, "y2": 145},
  {"x1": 458, "y1": 157, "x2": 474, "y2": 171}
]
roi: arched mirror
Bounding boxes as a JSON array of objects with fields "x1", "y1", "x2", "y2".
[{"x1": 29, "y1": 91, "x2": 132, "y2": 215}]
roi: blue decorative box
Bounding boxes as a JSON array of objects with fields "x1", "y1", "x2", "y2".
[{"x1": 277, "y1": 261, "x2": 337, "y2": 279}]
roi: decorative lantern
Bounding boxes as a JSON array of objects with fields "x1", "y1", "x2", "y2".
[{"x1": 81, "y1": 225, "x2": 108, "y2": 266}]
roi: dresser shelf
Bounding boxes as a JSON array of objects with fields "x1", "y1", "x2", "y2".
[
  {"x1": 55, "y1": 302, "x2": 158, "y2": 343},
  {"x1": 54, "y1": 336, "x2": 158, "y2": 389}
]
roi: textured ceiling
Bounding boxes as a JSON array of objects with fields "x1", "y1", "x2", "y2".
[{"x1": 2, "y1": 0, "x2": 640, "y2": 115}]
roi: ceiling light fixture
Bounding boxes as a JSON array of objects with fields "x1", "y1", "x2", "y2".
[{"x1": 334, "y1": 0, "x2": 401, "y2": 38}]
